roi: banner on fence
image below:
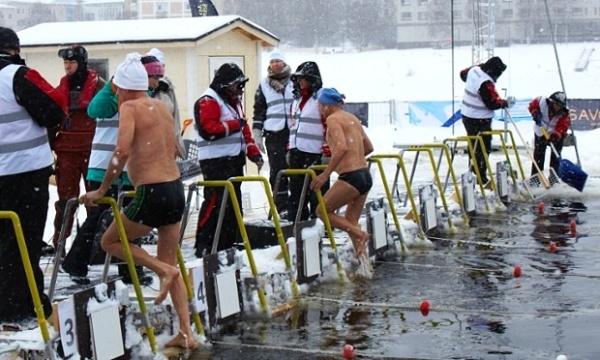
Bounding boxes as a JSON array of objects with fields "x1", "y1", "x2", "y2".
[
  {"x1": 345, "y1": 102, "x2": 369, "y2": 127},
  {"x1": 568, "y1": 99, "x2": 600, "y2": 131}
]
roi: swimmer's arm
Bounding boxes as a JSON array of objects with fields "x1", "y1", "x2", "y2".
[
  {"x1": 361, "y1": 126, "x2": 374, "y2": 156},
  {"x1": 98, "y1": 103, "x2": 134, "y2": 193},
  {"x1": 322, "y1": 120, "x2": 347, "y2": 176}
]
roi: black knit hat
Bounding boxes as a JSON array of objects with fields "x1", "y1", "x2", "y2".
[
  {"x1": 481, "y1": 56, "x2": 506, "y2": 80},
  {"x1": 291, "y1": 61, "x2": 323, "y2": 94},
  {"x1": 211, "y1": 62, "x2": 248, "y2": 90},
  {"x1": 549, "y1": 91, "x2": 568, "y2": 110},
  {"x1": 0, "y1": 27, "x2": 20, "y2": 51}
]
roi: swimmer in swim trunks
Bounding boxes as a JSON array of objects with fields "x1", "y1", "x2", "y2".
[
  {"x1": 311, "y1": 88, "x2": 374, "y2": 261},
  {"x1": 80, "y1": 53, "x2": 197, "y2": 349}
]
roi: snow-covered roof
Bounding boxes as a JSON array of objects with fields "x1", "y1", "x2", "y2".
[
  {"x1": 0, "y1": 3, "x2": 16, "y2": 8},
  {"x1": 17, "y1": 15, "x2": 278, "y2": 47}
]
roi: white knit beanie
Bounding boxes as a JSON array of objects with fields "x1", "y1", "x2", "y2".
[
  {"x1": 146, "y1": 47, "x2": 165, "y2": 64},
  {"x1": 269, "y1": 49, "x2": 286, "y2": 63},
  {"x1": 113, "y1": 52, "x2": 148, "y2": 91}
]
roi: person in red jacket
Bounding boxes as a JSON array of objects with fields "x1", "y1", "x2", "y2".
[
  {"x1": 48, "y1": 45, "x2": 104, "y2": 253},
  {"x1": 193, "y1": 63, "x2": 263, "y2": 257},
  {"x1": 528, "y1": 91, "x2": 571, "y2": 176}
]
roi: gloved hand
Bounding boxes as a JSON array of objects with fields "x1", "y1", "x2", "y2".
[
  {"x1": 533, "y1": 112, "x2": 542, "y2": 126},
  {"x1": 506, "y1": 96, "x2": 516, "y2": 108},
  {"x1": 239, "y1": 118, "x2": 248, "y2": 128},
  {"x1": 253, "y1": 128, "x2": 265, "y2": 153},
  {"x1": 250, "y1": 154, "x2": 264, "y2": 172},
  {"x1": 549, "y1": 132, "x2": 561, "y2": 142}
]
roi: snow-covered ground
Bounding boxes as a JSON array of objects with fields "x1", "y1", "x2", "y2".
[{"x1": 11, "y1": 42, "x2": 598, "y2": 357}]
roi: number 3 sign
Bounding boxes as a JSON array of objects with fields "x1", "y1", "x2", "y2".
[{"x1": 58, "y1": 297, "x2": 78, "y2": 356}]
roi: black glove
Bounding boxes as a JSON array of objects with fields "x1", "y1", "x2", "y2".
[{"x1": 239, "y1": 118, "x2": 247, "y2": 128}]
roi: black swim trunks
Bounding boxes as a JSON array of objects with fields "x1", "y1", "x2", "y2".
[
  {"x1": 123, "y1": 178, "x2": 185, "y2": 228},
  {"x1": 337, "y1": 168, "x2": 373, "y2": 195}
]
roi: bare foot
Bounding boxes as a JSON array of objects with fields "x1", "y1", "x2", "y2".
[
  {"x1": 356, "y1": 231, "x2": 369, "y2": 257},
  {"x1": 155, "y1": 267, "x2": 179, "y2": 305},
  {"x1": 165, "y1": 330, "x2": 199, "y2": 349}
]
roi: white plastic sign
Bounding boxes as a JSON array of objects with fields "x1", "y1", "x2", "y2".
[
  {"x1": 303, "y1": 235, "x2": 321, "y2": 277},
  {"x1": 215, "y1": 270, "x2": 240, "y2": 319},
  {"x1": 371, "y1": 210, "x2": 387, "y2": 250},
  {"x1": 89, "y1": 303, "x2": 124, "y2": 360},
  {"x1": 496, "y1": 162, "x2": 508, "y2": 198},
  {"x1": 191, "y1": 265, "x2": 208, "y2": 313},
  {"x1": 462, "y1": 172, "x2": 476, "y2": 213},
  {"x1": 58, "y1": 297, "x2": 78, "y2": 357}
]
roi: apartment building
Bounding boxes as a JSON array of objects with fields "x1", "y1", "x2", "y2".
[{"x1": 396, "y1": 0, "x2": 600, "y2": 48}]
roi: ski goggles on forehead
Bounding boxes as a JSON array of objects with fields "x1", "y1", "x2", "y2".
[{"x1": 58, "y1": 47, "x2": 86, "y2": 60}]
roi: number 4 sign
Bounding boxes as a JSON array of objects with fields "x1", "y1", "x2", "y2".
[
  {"x1": 191, "y1": 265, "x2": 207, "y2": 313},
  {"x1": 58, "y1": 297, "x2": 78, "y2": 357}
]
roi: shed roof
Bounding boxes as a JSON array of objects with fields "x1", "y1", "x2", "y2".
[{"x1": 18, "y1": 15, "x2": 278, "y2": 47}]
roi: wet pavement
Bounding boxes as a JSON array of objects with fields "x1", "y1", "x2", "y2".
[{"x1": 191, "y1": 198, "x2": 600, "y2": 359}]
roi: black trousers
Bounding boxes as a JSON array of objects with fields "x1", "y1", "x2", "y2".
[
  {"x1": 532, "y1": 134, "x2": 564, "y2": 175},
  {"x1": 287, "y1": 148, "x2": 327, "y2": 222},
  {"x1": 0, "y1": 166, "x2": 53, "y2": 322},
  {"x1": 462, "y1": 116, "x2": 492, "y2": 184},
  {"x1": 265, "y1": 128, "x2": 289, "y2": 213},
  {"x1": 195, "y1": 152, "x2": 245, "y2": 257},
  {"x1": 62, "y1": 181, "x2": 135, "y2": 277}
]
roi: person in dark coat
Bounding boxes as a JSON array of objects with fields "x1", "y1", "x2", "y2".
[
  {"x1": 528, "y1": 91, "x2": 571, "y2": 176},
  {"x1": 460, "y1": 56, "x2": 513, "y2": 185},
  {"x1": 252, "y1": 50, "x2": 294, "y2": 215},
  {"x1": 0, "y1": 27, "x2": 67, "y2": 322},
  {"x1": 50, "y1": 45, "x2": 104, "y2": 252},
  {"x1": 287, "y1": 61, "x2": 330, "y2": 222},
  {"x1": 193, "y1": 63, "x2": 263, "y2": 257}
]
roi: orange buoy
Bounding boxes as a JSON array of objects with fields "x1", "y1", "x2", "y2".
[
  {"x1": 549, "y1": 241, "x2": 558, "y2": 253},
  {"x1": 342, "y1": 344, "x2": 355, "y2": 359},
  {"x1": 420, "y1": 299, "x2": 430, "y2": 316},
  {"x1": 513, "y1": 264, "x2": 522, "y2": 278}
]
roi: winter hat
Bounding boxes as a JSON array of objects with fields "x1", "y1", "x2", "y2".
[
  {"x1": 210, "y1": 62, "x2": 248, "y2": 90},
  {"x1": 0, "y1": 27, "x2": 19, "y2": 51},
  {"x1": 549, "y1": 91, "x2": 568, "y2": 110},
  {"x1": 113, "y1": 52, "x2": 149, "y2": 91},
  {"x1": 58, "y1": 45, "x2": 88, "y2": 64},
  {"x1": 481, "y1": 56, "x2": 506, "y2": 79},
  {"x1": 269, "y1": 49, "x2": 286, "y2": 63},
  {"x1": 141, "y1": 55, "x2": 165, "y2": 77},
  {"x1": 318, "y1": 88, "x2": 345, "y2": 105},
  {"x1": 146, "y1": 48, "x2": 165, "y2": 64}
]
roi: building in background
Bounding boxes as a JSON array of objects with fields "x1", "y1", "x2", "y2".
[
  {"x1": 18, "y1": 15, "x2": 277, "y2": 138},
  {"x1": 396, "y1": 0, "x2": 600, "y2": 48}
]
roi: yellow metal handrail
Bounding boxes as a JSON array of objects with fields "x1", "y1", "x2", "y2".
[
  {"x1": 280, "y1": 169, "x2": 346, "y2": 283},
  {"x1": 196, "y1": 180, "x2": 270, "y2": 314},
  {"x1": 229, "y1": 175, "x2": 300, "y2": 299},
  {"x1": 0, "y1": 211, "x2": 54, "y2": 359}
]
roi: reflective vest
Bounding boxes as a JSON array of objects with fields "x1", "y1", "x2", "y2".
[
  {"x1": 533, "y1": 96, "x2": 560, "y2": 137},
  {"x1": 461, "y1": 66, "x2": 495, "y2": 119},
  {"x1": 288, "y1": 95, "x2": 324, "y2": 154},
  {"x1": 260, "y1": 78, "x2": 294, "y2": 132},
  {"x1": 88, "y1": 113, "x2": 120, "y2": 171},
  {"x1": 197, "y1": 88, "x2": 244, "y2": 160},
  {"x1": 0, "y1": 64, "x2": 53, "y2": 176}
]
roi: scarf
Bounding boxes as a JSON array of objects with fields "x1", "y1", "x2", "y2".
[{"x1": 267, "y1": 64, "x2": 291, "y2": 93}]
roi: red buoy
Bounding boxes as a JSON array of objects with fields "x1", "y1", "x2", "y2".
[
  {"x1": 549, "y1": 241, "x2": 558, "y2": 253},
  {"x1": 420, "y1": 299, "x2": 430, "y2": 316},
  {"x1": 513, "y1": 264, "x2": 522, "y2": 278},
  {"x1": 342, "y1": 344, "x2": 355, "y2": 359},
  {"x1": 537, "y1": 201, "x2": 545, "y2": 215},
  {"x1": 570, "y1": 219, "x2": 577, "y2": 237}
]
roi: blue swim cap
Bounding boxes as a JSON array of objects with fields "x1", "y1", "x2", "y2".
[{"x1": 318, "y1": 87, "x2": 345, "y2": 105}]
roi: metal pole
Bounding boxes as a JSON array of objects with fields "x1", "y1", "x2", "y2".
[
  {"x1": 543, "y1": 0, "x2": 581, "y2": 165},
  {"x1": 451, "y1": 0, "x2": 455, "y2": 136}
]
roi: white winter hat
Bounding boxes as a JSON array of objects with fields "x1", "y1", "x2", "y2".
[
  {"x1": 269, "y1": 49, "x2": 286, "y2": 63},
  {"x1": 113, "y1": 52, "x2": 149, "y2": 91},
  {"x1": 146, "y1": 47, "x2": 165, "y2": 64}
]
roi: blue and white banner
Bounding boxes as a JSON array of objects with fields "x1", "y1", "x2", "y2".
[{"x1": 407, "y1": 100, "x2": 532, "y2": 127}]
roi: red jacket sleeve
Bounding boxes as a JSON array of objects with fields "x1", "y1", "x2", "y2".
[
  {"x1": 479, "y1": 81, "x2": 508, "y2": 110},
  {"x1": 554, "y1": 114, "x2": 571, "y2": 137},
  {"x1": 194, "y1": 96, "x2": 241, "y2": 141},
  {"x1": 13, "y1": 67, "x2": 67, "y2": 128},
  {"x1": 242, "y1": 125, "x2": 261, "y2": 161},
  {"x1": 528, "y1": 97, "x2": 541, "y2": 117}
]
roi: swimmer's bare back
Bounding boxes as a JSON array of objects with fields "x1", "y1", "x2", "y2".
[
  {"x1": 118, "y1": 97, "x2": 181, "y2": 186},
  {"x1": 325, "y1": 110, "x2": 373, "y2": 174}
]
